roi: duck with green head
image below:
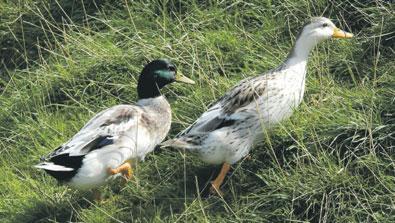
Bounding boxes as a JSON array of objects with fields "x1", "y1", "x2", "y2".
[{"x1": 36, "y1": 59, "x2": 194, "y2": 191}]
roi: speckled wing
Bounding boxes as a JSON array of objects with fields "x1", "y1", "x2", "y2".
[
  {"x1": 179, "y1": 76, "x2": 267, "y2": 136},
  {"x1": 218, "y1": 76, "x2": 267, "y2": 115},
  {"x1": 43, "y1": 104, "x2": 142, "y2": 160}
]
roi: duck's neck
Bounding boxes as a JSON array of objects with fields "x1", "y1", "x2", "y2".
[
  {"x1": 137, "y1": 81, "x2": 161, "y2": 100},
  {"x1": 284, "y1": 35, "x2": 317, "y2": 68},
  {"x1": 137, "y1": 95, "x2": 167, "y2": 107},
  {"x1": 137, "y1": 96, "x2": 171, "y2": 119}
]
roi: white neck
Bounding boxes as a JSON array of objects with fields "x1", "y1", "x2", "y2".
[
  {"x1": 284, "y1": 35, "x2": 318, "y2": 67},
  {"x1": 137, "y1": 95, "x2": 166, "y2": 106}
]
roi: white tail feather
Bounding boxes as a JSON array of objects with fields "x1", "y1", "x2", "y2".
[{"x1": 34, "y1": 162, "x2": 74, "y2": 171}]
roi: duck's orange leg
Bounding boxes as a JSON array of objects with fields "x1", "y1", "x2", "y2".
[
  {"x1": 107, "y1": 161, "x2": 133, "y2": 180},
  {"x1": 209, "y1": 163, "x2": 231, "y2": 196}
]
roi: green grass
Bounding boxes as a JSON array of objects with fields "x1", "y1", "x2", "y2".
[{"x1": 0, "y1": 0, "x2": 394, "y2": 222}]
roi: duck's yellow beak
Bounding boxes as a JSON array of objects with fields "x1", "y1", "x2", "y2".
[
  {"x1": 175, "y1": 73, "x2": 195, "y2": 84},
  {"x1": 332, "y1": 28, "x2": 353, "y2": 38}
]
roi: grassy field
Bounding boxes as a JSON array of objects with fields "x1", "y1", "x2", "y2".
[{"x1": 0, "y1": 0, "x2": 394, "y2": 222}]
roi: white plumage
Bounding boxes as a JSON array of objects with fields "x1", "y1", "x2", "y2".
[
  {"x1": 162, "y1": 17, "x2": 353, "y2": 194},
  {"x1": 36, "y1": 100, "x2": 171, "y2": 189}
]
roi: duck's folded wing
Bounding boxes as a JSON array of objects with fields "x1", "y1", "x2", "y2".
[
  {"x1": 41, "y1": 105, "x2": 142, "y2": 161},
  {"x1": 178, "y1": 105, "x2": 236, "y2": 136},
  {"x1": 179, "y1": 76, "x2": 266, "y2": 136},
  {"x1": 35, "y1": 105, "x2": 145, "y2": 182},
  {"x1": 177, "y1": 102, "x2": 223, "y2": 136},
  {"x1": 219, "y1": 76, "x2": 267, "y2": 115}
]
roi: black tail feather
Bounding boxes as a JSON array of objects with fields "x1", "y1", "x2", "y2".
[{"x1": 46, "y1": 154, "x2": 85, "y2": 182}]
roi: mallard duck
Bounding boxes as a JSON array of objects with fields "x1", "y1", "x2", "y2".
[
  {"x1": 35, "y1": 59, "x2": 195, "y2": 190},
  {"x1": 161, "y1": 17, "x2": 353, "y2": 195}
]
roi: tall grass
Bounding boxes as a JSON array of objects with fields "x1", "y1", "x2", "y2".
[{"x1": 0, "y1": 0, "x2": 394, "y2": 222}]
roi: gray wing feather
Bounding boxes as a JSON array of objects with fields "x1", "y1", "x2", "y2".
[
  {"x1": 44, "y1": 105, "x2": 141, "y2": 159},
  {"x1": 219, "y1": 76, "x2": 267, "y2": 115},
  {"x1": 179, "y1": 75, "x2": 267, "y2": 136}
]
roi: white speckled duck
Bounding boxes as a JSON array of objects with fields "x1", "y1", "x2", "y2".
[
  {"x1": 36, "y1": 59, "x2": 194, "y2": 190},
  {"x1": 161, "y1": 17, "x2": 353, "y2": 195}
]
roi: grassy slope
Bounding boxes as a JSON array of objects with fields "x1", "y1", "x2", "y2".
[{"x1": 0, "y1": 0, "x2": 394, "y2": 222}]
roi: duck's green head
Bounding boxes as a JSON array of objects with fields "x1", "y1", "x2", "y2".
[{"x1": 137, "y1": 59, "x2": 195, "y2": 99}]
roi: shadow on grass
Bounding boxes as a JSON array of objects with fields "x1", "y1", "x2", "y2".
[
  {"x1": 9, "y1": 193, "x2": 93, "y2": 223},
  {"x1": 0, "y1": 0, "x2": 109, "y2": 85},
  {"x1": 8, "y1": 164, "x2": 227, "y2": 222},
  {"x1": 112, "y1": 164, "x2": 238, "y2": 221}
]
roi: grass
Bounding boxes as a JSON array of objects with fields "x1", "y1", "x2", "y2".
[{"x1": 0, "y1": 0, "x2": 394, "y2": 222}]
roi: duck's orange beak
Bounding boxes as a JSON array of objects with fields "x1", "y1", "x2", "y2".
[{"x1": 332, "y1": 28, "x2": 354, "y2": 38}]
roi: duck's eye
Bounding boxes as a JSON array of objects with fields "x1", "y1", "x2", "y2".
[
  {"x1": 168, "y1": 66, "x2": 176, "y2": 72},
  {"x1": 322, "y1": 23, "x2": 328, "y2": 28}
]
